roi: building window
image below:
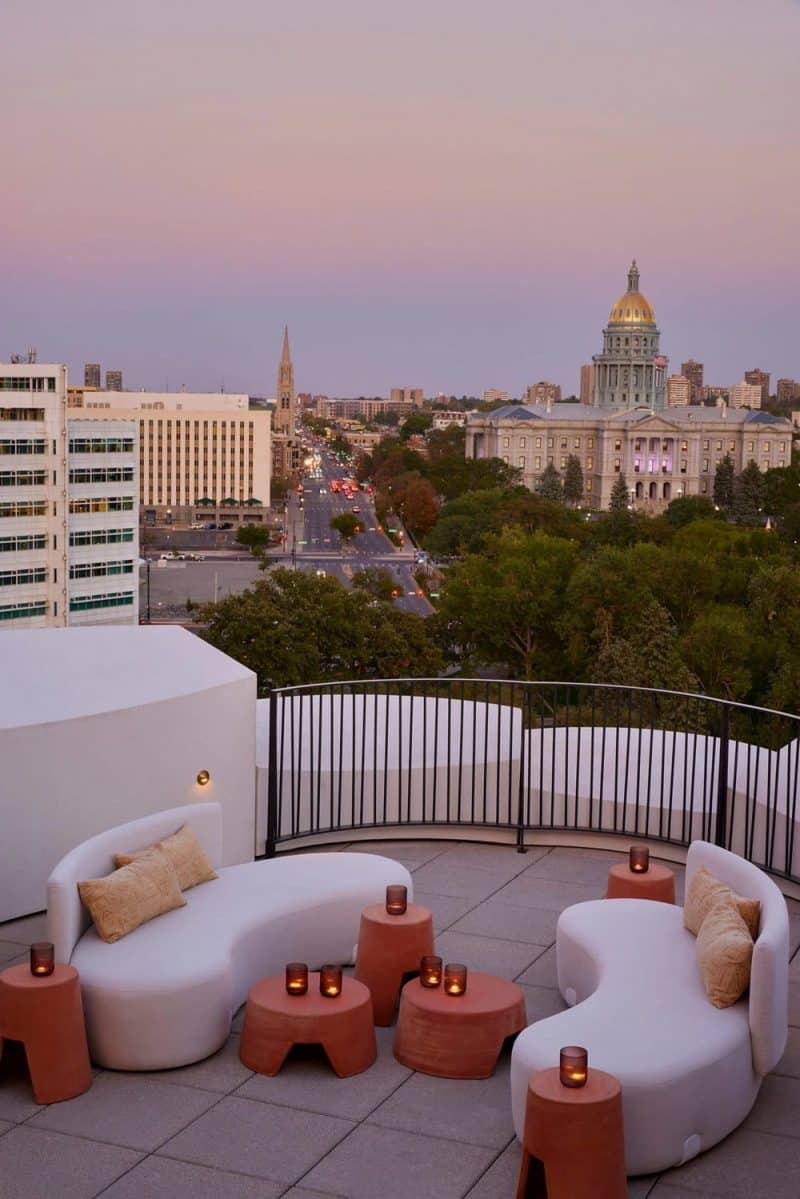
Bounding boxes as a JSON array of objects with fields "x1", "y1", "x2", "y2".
[
  {"x1": 747, "y1": 442, "x2": 754, "y2": 452},
  {"x1": 560, "y1": 438, "x2": 567, "y2": 449},
  {"x1": 547, "y1": 437, "x2": 554, "y2": 448},
  {"x1": 614, "y1": 459, "x2": 621, "y2": 472},
  {"x1": 586, "y1": 480, "x2": 593, "y2": 492},
  {"x1": 534, "y1": 457, "x2": 541, "y2": 469},
  {"x1": 0, "y1": 439, "x2": 47, "y2": 455},
  {"x1": 560, "y1": 457, "x2": 567, "y2": 468},
  {"x1": 535, "y1": 437, "x2": 542, "y2": 449},
  {"x1": 502, "y1": 455, "x2": 508, "y2": 464},
  {"x1": 69, "y1": 591, "x2": 135, "y2": 612},
  {"x1": 68, "y1": 467, "x2": 134, "y2": 484},
  {"x1": 502, "y1": 437, "x2": 509, "y2": 448},
  {"x1": 574, "y1": 437, "x2": 581, "y2": 448},
  {"x1": 614, "y1": 440, "x2": 621, "y2": 451},
  {"x1": 518, "y1": 456, "x2": 526, "y2": 467},
  {"x1": 680, "y1": 459, "x2": 687, "y2": 473},
  {"x1": 68, "y1": 438, "x2": 134, "y2": 454},
  {"x1": 586, "y1": 457, "x2": 593, "y2": 470},
  {"x1": 0, "y1": 500, "x2": 48, "y2": 519},
  {"x1": 764, "y1": 442, "x2": 770, "y2": 451},
  {"x1": 703, "y1": 459, "x2": 709, "y2": 472},
  {"x1": 0, "y1": 534, "x2": 47, "y2": 553},
  {"x1": 588, "y1": 438, "x2": 594, "y2": 449},
  {"x1": 0, "y1": 470, "x2": 48, "y2": 487},
  {"x1": 519, "y1": 437, "x2": 526, "y2": 449},
  {"x1": 716, "y1": 441, "x2": 722, "y2": 451},
  {"x1": 703, "y1": 440, "x2": 709, "y2": 451},
  {"x1": 0, "y1": 567, "x2": 47, "y2": 587},
  {"x1": 0, "y1": 600, "x2": 47, "y2": 621}
]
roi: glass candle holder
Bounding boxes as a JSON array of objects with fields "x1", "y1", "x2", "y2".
[
  {"x1": 419, "y1": 955, "x2": 443, "y2": 988},
  {"x1": 444, "y1": 963, "x2": 467, "y2": 996},
  {"x1": 560, "y1": 1045, "x2": 588, "y2": 1088},
  {"x1": 285, "y1": 962, "x2": 309, "y2": 996},
  {"x1": 385, "y1": 884, "x2": 408, "y2": 916},
  {"x1": 30, "y1": 942, "x2": 55, "y2": 977},
  {"x1": 319, "y1": 964, "x2": 343, "y2": 999},
  {"x1": 629, "y1": 846, "x2": 650, "y2": 874}
]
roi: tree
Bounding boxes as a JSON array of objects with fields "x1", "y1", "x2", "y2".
[
  {"x1": 235, "y1": 525, "x2": 272, "y2": 556},
  {"x1": 591, "y1": 598, "x2": 700, "y2": 695},
  {"x1": 398, "y1": 412, "x2": 433, "y2": 441},
  {"x1": 330, "y1": 513, "x2": 364, "y2": 543},
  {"x1": 352, "y1": 567, "x2": 397, "y2": 602},
  {"x1": 664, "y1": 495, "x2": 718, "y2": 528},
  {"x1": 536, "y1": 462, "x2": 563, "y2": 501},
  {"x1": 713, "y1": 454, "x2": 735, "y2": 511},
  {"x1": 680, "y1": 606, "x2": 753, "y2": 701},
  {"x1": 392, "y1": 474, "x2": 440, "y2": 537},
  {"x1": 609, "y1": 473, "x2": 630, "y2": 511},
  {"x1": 562, "y1": 455, "x2": 584, "y2": 506},
  {"x1": 732, "y1": 459, "x2": 765, "y2": 524}
]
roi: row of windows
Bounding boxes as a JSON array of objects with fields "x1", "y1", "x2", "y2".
[
  {"x1": 69, "y1": 497, "x2": 134, "y2": 514},
  {"x1": 0, "y1": 600, "x2": 47, "y2": 621},
  {"x1": 0, "y1": 470, "x2": 48, "y2": 487},
  {"x1": 0, "y1": 533, "x2": 46, "y2": 553},
  {"x1": 503, "y1": 436, "x2": 595, "y2": 451},
  {"x1": 69, "y1": 591, "x2": 134, "y2": 612},
  {"x1": 0, "y1": 439, "x2": 46, "y2": 455},
  {"x1": 0, "y1": 377, "x2": 56, "y2": 391},
  {"x1": 69, "y1": 528, "x2": 134, "y2": 547},
  {"x1": 0, "y1": 408, "x2": 45, "y2": 422},
  {"x1": 0, "y1": 500, "x2": 47, "y2": 519},
  {"x1": 0, "y1": 567, "x2": 47, "y2": 587},
  {"x1": 69, "y1": 467, "x2": 134, "y2": 484},
  {"x1": 69, "y1": 438, "x2": 135, "y2": 454},
  {"x1": 69, "y1": 560, "x2": 134, "y2": 579}
]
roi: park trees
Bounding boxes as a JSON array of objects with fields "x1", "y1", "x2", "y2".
[
  {"x1": 713, "y1": 454, "x2": 735, "y2": 511},
  {"x1": 609, "y1": 473, "x2": 630, "y2": 511},
  {"x1": 235, "y1": 524, "x2": 272, "y2": 557},
  {"x1": 562, "y1": 455, "x2": 584, "y2": 506},
  {"x1": 352, "y1": 567, "x2": 397, "y2": 602},
  {"x1": 330, "y1": 512, "x2": 364, "y2": 544},
  {"x1": 536, "y1": 462, "x2": 563, "y2": 501}
]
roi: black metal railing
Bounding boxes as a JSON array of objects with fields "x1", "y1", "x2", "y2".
[{"x1": 262, "y1": 680, "x2": 800, "y2": 887}]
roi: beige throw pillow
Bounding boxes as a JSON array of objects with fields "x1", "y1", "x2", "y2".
[
  {"x1": 684, "y1": 865, "x2": 760, "y2": 940},
  {"x1": 696, "y1": 898, "x2": 754, "y2": 1008},
  {"x1": 78, "y1": 848, "x2": 186, "y2": 943},
  {"x1": 115, "y1": 823, "x2": 218, "y2": 891}
]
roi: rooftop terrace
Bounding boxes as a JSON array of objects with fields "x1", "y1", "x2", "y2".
[{"x1": 1, "y1": 840, "x2": 798, "y2": 1199}]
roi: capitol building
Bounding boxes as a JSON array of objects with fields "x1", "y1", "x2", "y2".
[{"x1": 466, "y1": 262, "x2": 792, "y2": 511}]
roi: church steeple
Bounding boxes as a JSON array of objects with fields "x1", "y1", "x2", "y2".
[
  {"x1": 275, "y1": 325, "x2": 296, "y2": 438},
  {"x1": 280, "y1": 325, "x2": 291, "y2": 370},
  {"x1": 627, "y1": 259, "x2": 640, "y2": 292}
]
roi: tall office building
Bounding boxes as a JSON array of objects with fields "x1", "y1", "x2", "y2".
[
  {"x1": 390, "y1": 387, "x2": 424, "y2": 407},
  {"x1": 744, "y1": 369, "x2": 771, "y2": 407},
  {"x1": 729, "y1": 380, "x2": 762, "y2": 410},
  {"x1": 84, "y1": 363, "x2": 101, "y2": 389},
  {"x1": 776, "y1": 378, "x2": 800, "y2": 406},
  {"x1": 525, "y1": 382, "x2": 562, "y2": 405},
  {"x1": 106, "y1": 370, "x2": 123, "y2": 392},
  {"x1": 666, "y1": 375, "x2": 690, "y2": 407},
  {"x1": 482, "y1": 389, "x2": 510, "y2": 404},
  {"x1": 680, "y1": 359, "x2": 704, "y2": 406},
  {"x1": 592, "y1": 261, "x2": 667, "y2": 409},
  {"x1": 579, "y1": 365, "x2": 594, "y2": 405}
]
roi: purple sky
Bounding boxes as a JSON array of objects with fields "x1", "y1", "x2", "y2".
[{"x1": 3, "y1": 1, "x2": 799, "y2": 397}]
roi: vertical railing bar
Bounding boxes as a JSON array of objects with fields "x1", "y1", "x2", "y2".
[{"x1": 265, "y1": 684, "x2": 279, "y2": 857}]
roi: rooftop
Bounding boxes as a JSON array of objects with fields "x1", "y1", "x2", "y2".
[{"x1": 1, "y1": 840, "x2": 798, "y2": 1199}]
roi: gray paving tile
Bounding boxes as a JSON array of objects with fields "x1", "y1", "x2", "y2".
[
  {"x1": 774, "y1": 1026, "x2": 800, "y2": 1078},
  {"x1": 368, "y1": 1061, "x2": 513, "y2": 1148},
  {"x1": 347, "y1": 840, "x2": 456, "y2": 863},
  {"x1": 0, "y1": 913, "x2": 48, "y2": 944},
  {"x1": 526, "y1": 846, "x2": 622, "y2": 888},
  {"x1": 236, "y1": 1027, "x2": 410, "y2": 1120},
  {"x1": 432, "y1": 930, "x2": 542, "y2": 981},
  {"x1": 302, "y1": 1123, "x2": 496, "y2": 1199},
  {"x1": 142, "y1": 1033, "x2": 253, "y2": 1093},
  {"x1": 744, "y1": 1073, "x2": 800, "y2": 1138},
  {"x1": 435, "y1": 842, "x2": 545, "y2": 872},
  {"x1": 100, "y1": 1155, "x2": 284, "y2": 1198},
  {"x1": 515, "y1": 945, "x2": 557, "y2": 987},
  {"x1": 405, "y1": 861, "x2": 512, "y2": 901},
  {"x1": 659, "y1": 1128, "x2": 800, "y2": 1198},
  {"x1": 28, "y1": 1072, "x2": 219, "y2": 1151},
  {"x1": 492, "y1": 873, "x2": 599, "y2": 913},
  {"x1": 516, "y1": 982, "x2": 568, "y2": 1022},
  {"x1": 0, "y1": 1119, "x2": 12, "y2": 1136},
  {"x1": 283, "y1": 1190, "x2": 348, "y2": 1199},
  {"x1": 0, "y1": 1125, "x2": 141, "y2": 1199},
  {"x1": 158, "y1": 1095, "x2": 354, "y2": 1184},
  {"x1": 0, "y1": 1042, "x2": 44, "y2": 1123},
  {"x1": 412, "y1": 889, "x2": 479, "y2": 932},
  {"x1": 450, "y1": 898, "x2": 557, "y2": 945},
  {"x1": 462, "y1": 1139, "x2": 521, "y2": 1198}
]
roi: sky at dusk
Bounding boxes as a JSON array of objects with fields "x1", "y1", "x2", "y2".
[{"x1": 3, "y1": 0, "x2": 799, "y2": 397}]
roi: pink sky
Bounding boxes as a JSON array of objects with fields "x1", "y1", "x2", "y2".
[{"x1": 2, "y1": 0, "x2": 799, "y2": 395}]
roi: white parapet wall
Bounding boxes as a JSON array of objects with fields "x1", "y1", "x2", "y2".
[{"x1": 0, "y1": 626, "x2": 257, "y2": 921}]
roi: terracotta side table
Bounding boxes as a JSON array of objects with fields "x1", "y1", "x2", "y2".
[
  {"x1": 0, "y1": 964, "x2": 92, "y2": 1104},
  {"x1": 515, "y1": 1067, "x2": 627, "y2": 1199},
  {"x1": 239, "y1": 973, "x2": 377, "y2": 1078},
  {"x1": 354, "y1": 902, "x2": 434, "y2": 1025},
  {"x1": 605, "y1": 861, "x2": 675, "y2": 903},
  {"x1": 394, "y1": 972, "x2": 526, "y2": 1079}
]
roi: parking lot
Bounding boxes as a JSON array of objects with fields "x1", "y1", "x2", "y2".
[{"x1": 140, "y1": 556, "x2": 264, "y2": 618}]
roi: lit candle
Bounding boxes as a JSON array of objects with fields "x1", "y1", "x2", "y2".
[
  {"x1": 420, "y1": 955, "x2": 443, "y2": 988},
  {"x1": 285, "y1": 962, "x2": 308, "y2": 996},
  {"x1": 629, "y1": 846, "x2": 650, "y2": 874},
  {"x1": 319, "y1": 964, "x2": 343, "y2": 998},
  {"x1": 443, "y1": 963, "x2": 467, "y2": 996},
  {"x1": 560, "y1": 1045, "x2": 588, "y2": 1088},
  {"x1": 29, "y1": 942, "x2": 55, "y2": 977},
  {"x1": 385, "y1": 885, "x2": 408, "y2": 916}
]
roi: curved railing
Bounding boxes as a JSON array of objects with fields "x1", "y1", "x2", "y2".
[{"x1": 261, "y1": 679, "x2": 800, "y2": 887}]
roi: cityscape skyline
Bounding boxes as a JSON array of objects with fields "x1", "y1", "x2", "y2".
[{"x1": 3, "y1": 0, "x2": 799, "y2": 394}]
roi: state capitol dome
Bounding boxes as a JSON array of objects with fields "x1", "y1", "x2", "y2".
[{"x1": 607, "y1": 259, "x2": 656, "y2": 326}]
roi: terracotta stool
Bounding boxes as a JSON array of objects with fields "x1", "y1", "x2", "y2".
[
  {"x1": 0, "y1": 964, "x2": 92, "y2": 1104},
  {"x1": 394, "y1": 973, "x2": 526, "y2": 1078},
  {"x1": 239, "y1": 973, "x2": 376, "y2": 1077},
  {"x1": 354, "y1": 902, "x2": 434, "y2": 1025},
  {"x1": 515, "y1": 1067, "x2": 627, "y2": 1199},
  {"x1": 605, "y1": 861, "x2": 675, "y2": 903}
]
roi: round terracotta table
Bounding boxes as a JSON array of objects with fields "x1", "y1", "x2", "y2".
[
  {"x1": 394, "y1": 972, "x2": 526, "y2": 1079},
  {"x1": 515, "y1": 1067, "x2": 627, "y2": 1199},
  {"x1": 354, "y1": 902, "x2": 434, "y2": 1025},
  {"x1": 605, "y1": 861, "x2": 675, "y2": 903},
  {"x1": 0, "y1": 964, "x2": 92, "y2": 1104},
  {"x1": 239, "y1": 973, "x2": 376, "y2": 1078}
]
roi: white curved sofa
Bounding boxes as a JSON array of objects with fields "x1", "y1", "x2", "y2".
[
  {"x1": 510, "y1": 841, "x2": 789, "y2": 1176},
  {"x1": 46, "y1": 803, "x2": 412, "y2": 1071}
]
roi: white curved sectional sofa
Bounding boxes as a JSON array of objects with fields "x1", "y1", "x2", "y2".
[
  {"x1": 47, "y1": 803, "x2": 412, "y2": 1071},
  {"x1": 510, "y1": 841, "x2": 789, "y2": 1176}
]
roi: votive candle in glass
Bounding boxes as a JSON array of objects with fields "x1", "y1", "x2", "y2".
[
  {"x1": 319, "y1": 964, "x2": 343, "y2": 998},
  {"x1": 30, "y1": 942, "x2": 55, "y2": 977},
  {"x1": 629, "y1": 846, "x2": 650, "y2": 874},
  {"x1": 420, "y1": 955, "x2": 443, "y2": 988},
  {"x1": 285, "y1": 962, "x2": 309, "y2": 996},
  {"x1": 444, "y1": 963, "x2": 467, "y2": 996},
  {"x1": 385, "y1": 884, "x2": 408, "y2": 916},
  {"x1": 559, "y1": 1045, "x2": 588, "y2": 1088}
]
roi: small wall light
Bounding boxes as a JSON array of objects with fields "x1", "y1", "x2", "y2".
[
  {"x1": 385, "y1": 884, "x2": 408, "y2": 916},
  {"x1": 629, "y1": 846, "x2": 650, "y2": 874},
  {"x1": 444, "y1": 963, "x2": 467, "y2": 996},
  {"x1": 559, "y1": 1045, "x2": 588, "y2": 1088},
  {"x1": 30, "y1": 942, "x2": 55, "y2": 977},
  {"x1": 196, "y1": 770, "x2": 210, "y2": 786},
  {"x1": 285, "y1": 962, "x2": 309, "y2": 996},
  {"x1": 319, "y1": 964, "x2": 343, "y2": 998},
  {"x1": 420, "y1": 955, "x2": 443, "y2": 988}
]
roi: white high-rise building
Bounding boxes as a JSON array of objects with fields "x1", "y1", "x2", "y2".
[{"x1": 729, "y1": 380, "x2": 762, "y2": 410}]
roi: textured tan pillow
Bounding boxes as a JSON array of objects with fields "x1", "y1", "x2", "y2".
[
  {"x1": 78, "y1": 848, "x2": 186, "y2": 943},
  {"x1": 115, "y1": 823, "x2": 218, "y2": 891},
  {"x1": 696, "y1": 898, "x2": 754, "y2": 1008},
  {"x1": 684, "y1": 865, "x2": 760, "y2": 940}
]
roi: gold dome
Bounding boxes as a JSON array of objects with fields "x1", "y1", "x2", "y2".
[{"x1": 607, "y1": 260, "x2": 656, "y2": 326}]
